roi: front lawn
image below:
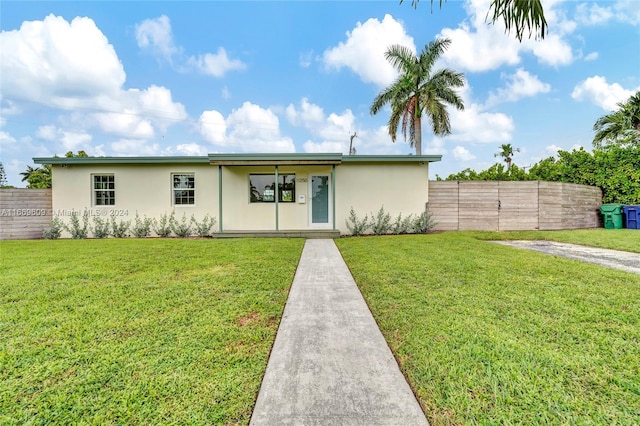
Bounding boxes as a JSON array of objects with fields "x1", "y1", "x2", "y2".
[
  {"x1": 336, "y1": 233, "x2": 640, "y2": 425},
  {"x1": 0, "y1": 238, "x2": 304, "y2": 425}
]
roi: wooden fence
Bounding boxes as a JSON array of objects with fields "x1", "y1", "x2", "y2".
[
  {"x1": 429, "y1": 181, "x2": 603, "y2": 231},
  {"x1": 0, "y1": 189, "x2": 52, "y2": 240}
]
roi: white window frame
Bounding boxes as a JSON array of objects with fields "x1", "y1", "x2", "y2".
[
  {"x1": 172, "y1": 173, "x2": 196, "y2": 206},
  {"x1": 92, "y1": 174, "x2": 115, "y2": 206}
]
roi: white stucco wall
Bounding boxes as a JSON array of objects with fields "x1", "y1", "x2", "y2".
[
  {"x1": 335, "y1": 162, "x2": 429, "y2": 233},
  {"x1": 51, "y1": 164, "x2": 218, "y2": 236},
  {"x1": 49, "y1": 160, "x2": 431, "y2": 235}
]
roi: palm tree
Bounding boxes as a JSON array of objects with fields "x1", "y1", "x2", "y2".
[
  {"x1": 19, "y1": 165, "x2": 39, "y2": 182},
  {"x1": 370, "y1": 38, "x2": 464, "y2": 156},
  {"x1": 403, "y1": 0, "x2": 547, "y2": 41},
  {"x1": 495, "y1": 143, "x2": 520, "y2": 169},
  {"x1": 593, "y1": 92, "x2": 640, "y2": 149}
]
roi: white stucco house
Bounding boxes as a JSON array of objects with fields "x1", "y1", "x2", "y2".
[{"x1": 33, "y1": 153, "x2": 441, "y2": 236}]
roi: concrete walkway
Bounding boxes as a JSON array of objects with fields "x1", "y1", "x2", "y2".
[
  {"x1": 492, "y1": 240, "x2": 640, "y2": 274},
  {"x1": 250, "y1": 239, "x2": 428, "y2": 426}
]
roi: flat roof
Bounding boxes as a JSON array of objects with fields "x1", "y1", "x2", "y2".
[{"x1": 34, "y1": 153, "x2": 442, "y2": 166}]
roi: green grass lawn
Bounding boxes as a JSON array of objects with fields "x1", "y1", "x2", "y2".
[
  {"x1": 0, "y1": 238, "x2": 304, "y2": 425},
  {"x1": 336, "y1": 232, "x2": 640, "y2": 425},
  {"x1": 467, "y1": 228, "x2": 640, "y2": 253}
]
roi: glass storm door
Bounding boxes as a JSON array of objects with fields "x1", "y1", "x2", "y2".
[{"x1": 310, "y1": 175, "x2": 330, "y2": 226}]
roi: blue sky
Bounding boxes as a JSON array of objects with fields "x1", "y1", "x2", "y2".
[{"x1": 1, "y1": 0, "x2": 639, "y2": 186}]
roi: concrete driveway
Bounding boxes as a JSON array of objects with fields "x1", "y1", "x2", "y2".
[{"x1": 492, "y1": 240, "x2": 640, "y2": 274}]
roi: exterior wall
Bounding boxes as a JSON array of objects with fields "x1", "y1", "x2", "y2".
[
  {"x1": 0, "y1": 189, "x2": 52, "y2": 240},
  {"x1": 51, "y1": 164, "x2": 218, "y2": 236},
  {"x1": 430, "y1": 181, "x2": 602, "y2": 231},
  {"x1": 220, "y1": 165, "x2": 333, "y2": 231},
  {"x1": 335, "y1": 162, "x2": 429, "y2": 234},
  {"x1": 46, "y1": 161, "x2": 431, "y2": 235}
]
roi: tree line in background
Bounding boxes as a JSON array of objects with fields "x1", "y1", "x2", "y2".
[{"x1": 442, "y1": 93, "x2": 640, "y2": 204}]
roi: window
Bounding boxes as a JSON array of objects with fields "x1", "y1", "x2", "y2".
[
  {"x1": 250, "y1": 174, "x2": 295, "y2": 203},
  {"x1": 173, "y1": 174, "x2": 195, "y2": 205},
  {"x1": 93, "y1": 175, "x2": 115, "y2": 206}
]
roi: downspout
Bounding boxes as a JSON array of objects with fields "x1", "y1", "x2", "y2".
[
  {"x1": 332, "y1": 164, "x2": 336, "y2": 230},
  {"x1": 218, "y1": 165, "x2": 223, "y2": 233},
  {"x1": 275, "y1": 165, "x2": 279, "y2": 231}
]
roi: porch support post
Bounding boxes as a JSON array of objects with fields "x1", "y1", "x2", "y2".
[
  {"x1": 332, "y1": 164, "x2": 336, "y2": 230},
  {"x1": 275, "y1": 165, "x2": 279, "y2": 231},
  {"x1": 218, "y1": 165, "x2": 223, "y2": 233}
]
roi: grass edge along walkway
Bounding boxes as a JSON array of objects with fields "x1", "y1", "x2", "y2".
[{"x1": 336, "y1": 232, "x2": 640, "y2": 425}]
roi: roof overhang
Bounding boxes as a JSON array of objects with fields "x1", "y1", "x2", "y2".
[
  {"x1": 33, "y1": 153, "x2": 442, "y2": 166},
  {"x1": 208, "y1": 153, "x2": 343, "y2": 166}
]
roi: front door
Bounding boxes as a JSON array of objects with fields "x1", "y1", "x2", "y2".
[{"x1": 310, "y1": 174, "x2": 331, "y2": 227}]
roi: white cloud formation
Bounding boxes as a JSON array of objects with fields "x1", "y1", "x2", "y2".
[
  {"x1": 199, "y1": 110, "x2": 227, "y2": 144},
  {"x1": 572, "y1": 76, "x2": 638, "y2": 111},
  {"x1": 287, "y1": 98, "x2": 357, "y2": 153},
  {"x1": 323, "y1": 14, "x2": 415, "y2": 87},
  {"x1": 111, "y1": 139, "x2": 160, "y2": 156},
  {"x1": 188, "y1": 47, "x2": 246, "y2": 78},
  {"x1": 173, "y1": 143, "x2": 208, "y2": 156},
  {"x1": 485, "y1": 68, "x2": 551, "y2": 107},
  {"x1": 576, "y1": 0, "x2": 640, "y2": 26},
  {"x1": 584, "y1": 52, "x2": 598, "y2": 61},
  {"x1": 199, "y1": 102, "x2": 294, "y2": 152},
  {"x1": 135, "y1": 15, "x2": 178, "y2": 61},
  {"x1": 299, "y1": 50, "x2": 313, "y2": 68},
  {"x1": 34, "y1": 124, "x2": 93, "y2": 151},
  {"x1": 452, "y1": 145, "x2": 476, "y2": 161},
  {"x1": 0, "y1": 15, "x2": 188, "y2": 141},
  {"x1": 0, "y1": 14, "x2": 125, "y2": 107},
  {"x1": 36, "y1": 125, "x2": 58, "y2": 141},
  {"x1": 438, "y1": 0, "x2": 575, "y2": 72},
  {"x1": 0, "y1": 131, "x2": 16, "y2": 145}
]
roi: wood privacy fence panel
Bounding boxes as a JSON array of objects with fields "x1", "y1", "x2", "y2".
[
  {"x1": 429, "y1": 181, "x2": 602, "y2": 231},
  {"x1": 0, "y1": 189, "x2": 52, "y2": 240}
]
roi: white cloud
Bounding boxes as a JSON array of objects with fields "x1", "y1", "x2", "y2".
[
  {"x1": 287, "y1": 98, "x2": 356, "y2": 153},
  {"x1": 576, "y1": 0, "x2": 640, "y2": 26},
  {"x1": 323, "y1": 14, "x2": 415, "y2": 87},
  {"x1": 188, "y1": 47, "x2": 246, "y2": 78},
  {"x1": 299, "y1": 50, "x2": 313, "y2": 68},
  {"x1": 199, "y1": 110, "x2": 227, "y2": 144},
  {"x1": 199, "y1": 102, "x2": 295, "y2": 152},
  {"x1": 58, "y1": 131, "x2": 92, "y2": 151},
  {"x1": 36, "y1": 125, "x2": 58, "y2": 141},
  {"x1": 0, "y1": 130, "x2": 16, "y2": 145},
  {"x1": 111, "y1": 139, "x2": 160, "y2": 156},
  {"x1": 0, "y1": 14, "x2": 125, "y2": 107},
  {"x1": 545, "y1": 144, "x2": 562, "y2": 155},
  {"x1": 584, "y1": 52, "x2": 598, "y2": 61},
  {"x1": 572, "y1": 76, "x2": 638, "y2": 111},
  {"x1": 485, "y1": 68, "x2": 551, "y2": 107},
  {"x1": 438, "y1": 0, "x2": 575, "y2": 72},
  {"x1": 452, "y1": 146, "x2": 476, "y2": 161},
  {"x1": 222, "y1": 86, "x2": 231, "y2": 100},
  {"x1": 135, "y1": 15, "x2": 178, "y2": 62},
  {"x1": 174, "y1": 143, "x2": 208, "y2": 156},
  {"x1": 0, "y1": 15, "x2": 187, "y2": 142}
]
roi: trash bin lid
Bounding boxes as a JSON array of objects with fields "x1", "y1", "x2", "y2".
[{"x1": 600, "y1": 203, "x2": 625, "y2": 213}]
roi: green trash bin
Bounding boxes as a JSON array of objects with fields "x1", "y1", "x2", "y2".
[{"x1": 599, "y1": 203, "x2": 625, "y2": 229}]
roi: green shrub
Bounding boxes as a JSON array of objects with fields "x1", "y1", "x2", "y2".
[
  {"x1": 65, "y1": 210, "x2": 90, "y2": 239},
  {"x1": 345, "y1": 207, "x2": 370, "y2": 236},
  {"x1": 92, "y1": 216, "x2": 110, "y2": 238},
  {"x1": 153, "y1": 212, "x2": 173, "y2": 238},
  {"x1": 131, "y1": 212, "x2": 153, "y2": 238},
  {"x1": 110, "y1": 216, "x2": 130, "y2": 238},
  {"x1": 392, "y1": 213, "x2": 415, "y2": 235},
  {"x1": 171, "y1": 213, "x2": 193, "y2": 238},
  {"x1": 413, "y1": 211, "x2": 436, "y2": 234},
  {"x1": 371, "y1": 206, "x2": 392, "y2": 235},
  {"x1": 192, "y1": 214, "x2": 217, "y2": 237},
  {"x1": 42, "y1": 216, "x2": 63, "y2": 239}
]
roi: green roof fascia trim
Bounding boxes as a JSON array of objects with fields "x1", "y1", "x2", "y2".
[
  {"x1": 33, "y1": 156, "x2": 211, "y2": 165},
  {"x1": 208, "y1": 153, "x2": 343, "y2": 165},
  {"x1": 341, "y1": 155, "x2": 441, "y2": 163}
]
